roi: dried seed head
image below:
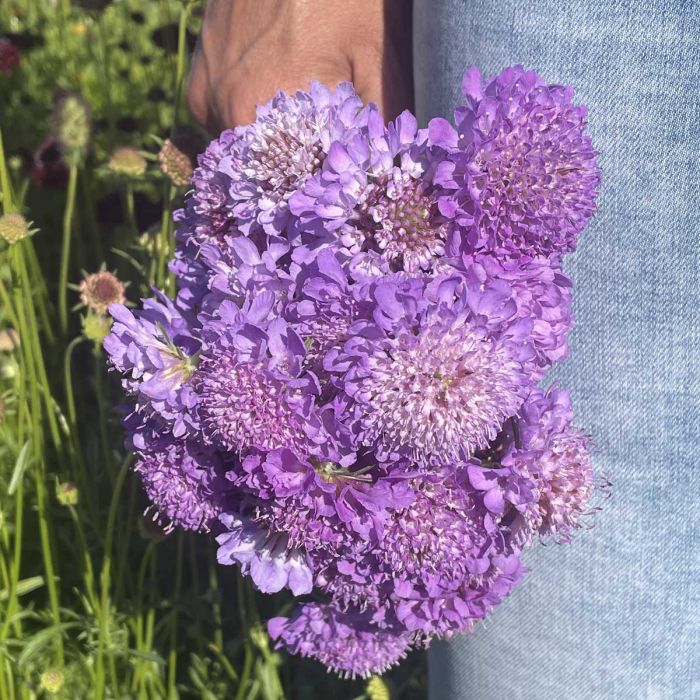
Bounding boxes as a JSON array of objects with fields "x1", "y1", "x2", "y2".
[
  {"x1": 158, "y1": 138, "x2": 194, "y2": 186},
  {"x1": 79, "y1": 271, "x2": 126, "y2": 314},
  {"x1": 0, "y1": 213, "x2": 32, "y2": 244},
  {"x1": 108, "y1": 145, "x2": 147, "y2": 177},
  {"x1": 52, "y1": 92, "x2": 91, "y2": 156},
  {"x1": 0, "y1": 328, "x2": 20, "y2": 351}
]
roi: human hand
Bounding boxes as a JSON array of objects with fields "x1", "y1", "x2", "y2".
[{"x1": 187, "y1": 0, "x2": 413, "y2": 132}]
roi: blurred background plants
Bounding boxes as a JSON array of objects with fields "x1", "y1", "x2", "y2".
[{"x1": 0, "y1": 1, "x2": 426, "y2": 698}]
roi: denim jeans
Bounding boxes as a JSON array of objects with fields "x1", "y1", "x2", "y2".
[{"x1": 413, "y1": 1, "x2": 700, "y2": 698}]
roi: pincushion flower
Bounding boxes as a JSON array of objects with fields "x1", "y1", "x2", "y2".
[
  {"x1": 218, "y1": 82, "x2": 369, "y2": 235},
  {"x1": 217, "y1": 513, "x2": 313, "y2": 595},
  {"x1": 449, "y1": 252, "x2": 573, "y2": 373},
  {"x1": 106, "y1": 67, "x2": 604, "y2": 679},
  {"x1": 194, "y1": 313, "x2": 319, "y2": 454},
  {"x1": 508, "y1": 386, "x2": 597, "y2": 543},
  {"x1": 133, "y1": 428, "x2": 231, "y2": 532},
  {"x1": 104, "y1": 294, "x2": 200, "y2": 436},
  {"x1": 430, "y1": 65, "x2": 600, "y2": 259},
  {"x1": 291, "y1": 110, "x2": 449, "y2": 273},
  {"x1": 268, "y1": 604, "x2": 413, "y2": 679},
  {"x1": 233, "y1": 445, "x2": 414, "y2": 547},
  {"x1": 332, "y1": 274, "x2": 533, "y2": 465}
]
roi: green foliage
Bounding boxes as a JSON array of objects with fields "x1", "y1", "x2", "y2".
[{"x1": 0, "y1": 2, "x2": 428, "y2": 698}]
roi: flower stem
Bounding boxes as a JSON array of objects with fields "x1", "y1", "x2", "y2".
[{"x1": 59, "y1": 157, "x2": 79, "y2": 335}]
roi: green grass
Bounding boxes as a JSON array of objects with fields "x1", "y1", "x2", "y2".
[{"x1": 0, "y1": 2, "x2": 426, "y2": 697}]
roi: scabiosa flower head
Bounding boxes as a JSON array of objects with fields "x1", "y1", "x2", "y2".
[
  {"x1": 79, "y1": 270, "x2": 126, "y2": 314},
  {"x1": 194, "y1": 314, "x2": 318, "y2": 454},
  {"x1": 430, "y1": 66, "x2": 600, "y2": 259},
  {"x1": 51, "y1": 91, "x2": 91, "y2": 157},
  {"x1": 195, "y1": 234, "x2": 293, "y2": 311},
  {"x1": 175, "y1": 129, "x2": 238, "y2": 247},
  {"x1": 134, "y1": 431, "x2": 230, "y2": 532},
  {"x1": 365, "y1": 171, "x2": 448, "y2": 273},
  {"x1": 378, "y1": 472, "x2": 486, "y2": 590},
  {"x1": 104, "y1": 295, "x2": 200, "y2": 435},
  {"x1": 108, "y1": 145, "x2": 147, "y2": 177},
  {"x1": 335, "y1": 275, "x2": 532, "y2": 465},
  {"x1": 291, "y1": 109, "x2": 448, "y2": 273},
  {"x1": 234, "y1": 446, "x2": 414, "y2": 547},
  {"x1": 217, "y1": 512, "x2": 313, "y2": 594},
  {"x1": 0, "y1": 38, "x2": 20, "y2": 76},
  {"x1": 159, "y1": 137, "x2": 194, "y2": 187},
  {"x1": 0, "y1": 213, "x2": 33, "y2": 244},
  {"x1": 285, "y1": 249, "x2": 370, "y2": 374},
  {"x1": 449, "y1": 252, "x2": 573, "y2": 373},
  {"x1": 268, "y1": 604, "x2": 412, "y2": 679},
  {"x1": 220, "y1": 82, "x2": 368, "y2": 234},
  {"x1": 509, "y1": 386, "x2": 597, "y2": 543}
]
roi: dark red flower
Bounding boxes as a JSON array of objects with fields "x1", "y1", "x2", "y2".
[{"x1": 0, "y1": 38, "x2": 20, "y2": 76}]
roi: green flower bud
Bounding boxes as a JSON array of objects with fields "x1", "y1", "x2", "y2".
[
  {"x1": 82, "y1": 311, "x2": 113, "y2": 344},
  {"x1": 366, "y1": 675, "x2": 391, "y2": 700},
  {"x1": 39, "y1": 668, "x2": 64, "y2": 694},
  {"x1": 56, "y1": 481, "x2": 79, "y2": 507}
]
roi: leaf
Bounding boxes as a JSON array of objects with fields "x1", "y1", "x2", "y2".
[
  {"x1": 8, "y1": 441, "x2": 32, "y2": 495},
  {"x1": 0, "y1": 575, "x2": 45, "y2": 602},
  {"x1": 17, "y1": 622, "x2": 80, "y2": 669}
]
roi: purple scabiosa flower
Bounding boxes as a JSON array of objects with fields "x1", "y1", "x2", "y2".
[
  {"x1": 186, "y1": 129, "x2": 238, "y2": 238},
  {"x1": 332, "y1": 275, "x2": 533, "y2": 466},
  {"x1": 217, "y1": 513, "x2": 313, "y2": 595},
  {"x1": 104, "y1": 294, "x2": 200, "y2": 436},
  {"x1": 285, "y1": 249, "x2": 371, "y2": 375},
  {"x1": 194, "y1": 313, "x2": 319, "y2": 455},
  {"x1": 292, "y1": 110, "x2": 450, "y2": 273},
  {"x1": 132, "y1": 429, "x2": 231, "y2": 533},
  {"x1": 233, "y1": 445, "x2": 414, "y2": 547},
  {"x1": 430, "y1": 66, "x2": 600, "y2": 259},
  {"x1": 449, "y1": 252, "x2": 574, "y2": 373},
  {"x1": 195, "y1": 234, "x2": 293, "y2": 311},
  {"x1": 268, "y1": 604, "x2": 413, "y2": 679},
  {"x1": 219, "y1": 82, "x2": 368, "y2": 235},
  {"x1": 392, "y1": 552, "x2": 526, "y2": 638},
  {"x1": 509, "y1": 386, "x2": 597, "y2": 543}
]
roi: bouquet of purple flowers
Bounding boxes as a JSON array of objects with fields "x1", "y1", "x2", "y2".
[{"x1": 105, "y1": 65, "x2": 603, "y2": 678}]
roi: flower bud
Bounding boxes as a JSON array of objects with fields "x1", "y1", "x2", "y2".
[
  {"x1": 367, "y1": 675, "x2": 391, "y2": 700},
  {"x1": 82, "y1": 311, "x2": 113, "y2": 344},
  {"x1": 56, "y1": 482, "x2": 79, "y2": 507},
  {"x1": 39, "y1": 668, "x2": 64, "y2": 694}
]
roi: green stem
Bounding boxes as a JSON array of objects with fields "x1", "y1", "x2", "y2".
[
  {"x1": 167, "y1": 535, "x2": 184, "y2": 699},
  {"x1": 59, "y1": 157, "x2": 79, "y2": 335},
  {"x1": 95, "y1": 454, "x2": 132, "y2": 699},
  {"x1": 172, "y1": 2, "x2": 194, "y2": 132}
]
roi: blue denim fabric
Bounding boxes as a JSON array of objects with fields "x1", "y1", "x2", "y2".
[{"x1": 413, "y1": 1, "x2": 700, "y2": 698}]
